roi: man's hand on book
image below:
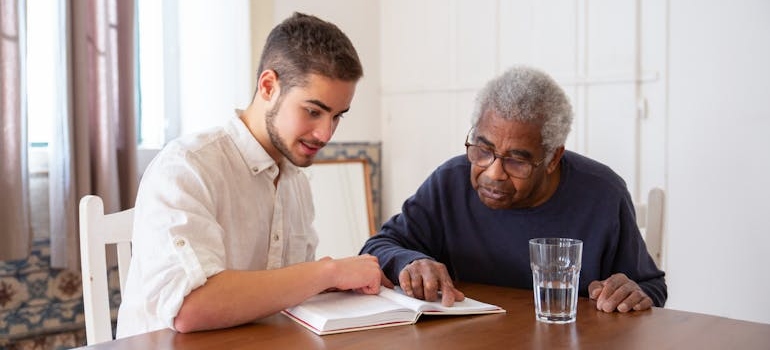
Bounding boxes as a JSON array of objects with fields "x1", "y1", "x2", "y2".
[
  {"x1": 398, "y1": 259, "x2": 466, "y2": 306},
  {"x1": 317, "y1": 254, "x2": 383, "y2": 295},
  {"x1": 322, "y1": 269, "x2": 394, "y2": 294}
]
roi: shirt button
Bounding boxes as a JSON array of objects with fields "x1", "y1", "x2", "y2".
[
  {"x1": 252, "y1": 167, "x2": 258, "y2": 172},
  {"x1": 175, "y1": 239, "x2": 186, "y2": 247},
  {"x1": 273, "y1": 234, "x2": 279, "y2": 242}
]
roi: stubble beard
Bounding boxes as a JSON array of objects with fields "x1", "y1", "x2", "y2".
[{"x1": 265, "y1": 101, "x2": 315, "y2": 168}]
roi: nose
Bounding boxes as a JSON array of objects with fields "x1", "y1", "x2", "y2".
[
  {"x1": 313, "y1": 116, "x2": 336, "y2": 143},
  {"x1": 484, "y1": 157, "x2": 509, "y2": 180}
]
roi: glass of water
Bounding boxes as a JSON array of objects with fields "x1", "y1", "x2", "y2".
[{"x1": 529, "y1": 238, "x2": 583, "y2": 324}]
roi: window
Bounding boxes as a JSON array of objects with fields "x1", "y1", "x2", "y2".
[
  {"x1": 26, "y1": 0, "x2": 63, "y2": 150},
  {"x1": 25, "y1": 0, "x2": 173, "y2": 154},
  {"x1": 137, "y1": 0, "x2": 177, "y2": 149},
  {"x1": 25, "y1": 0, "x2": 248, "y2": 160}
]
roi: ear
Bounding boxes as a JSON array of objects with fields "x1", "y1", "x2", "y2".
[
  {"x1": 256, "y1": 70, "x2": 280, "y2": 102},
  {"x1": 545, "y1": 146, "x2": 565, "y2": 174}
]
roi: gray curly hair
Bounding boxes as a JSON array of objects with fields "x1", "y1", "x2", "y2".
[{"x1": 471, "y1": 66, "x2": 573, "y2": 162}]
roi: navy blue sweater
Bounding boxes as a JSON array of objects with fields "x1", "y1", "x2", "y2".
[{"x1": 361, "y1": 151, "x2": 667, "y2": 307}]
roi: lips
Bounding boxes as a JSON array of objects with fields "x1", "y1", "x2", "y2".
[
  {"x1": 300, "y1": 140, "x2": 325, "y2": 156},
  {"x1": 478, "y1": 185, "x2": 509, "y2": 201}
]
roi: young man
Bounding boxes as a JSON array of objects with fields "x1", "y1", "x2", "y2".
[
  {"x1": 360, "y1": 66, "x2": 666, "y2": 313},
  {"x1": 117, "y1": 13, "x2": 385, "y2": 338}
]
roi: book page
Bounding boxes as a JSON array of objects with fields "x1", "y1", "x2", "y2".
[
  {"x1": 284, "y1": 291, "x2": 419, "y2": 334},
  {"x1": 378, "y1": 287, "x2": 504, "y2": 314}
]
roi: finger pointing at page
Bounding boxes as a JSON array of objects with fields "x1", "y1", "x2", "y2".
[{"x1": 398, "y1": 259, "x2": 464, "y2": 306}]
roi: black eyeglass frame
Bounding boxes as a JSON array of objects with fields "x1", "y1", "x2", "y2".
[{"x1": 464, "y1": 130, "x2": 547, "y2": 179}]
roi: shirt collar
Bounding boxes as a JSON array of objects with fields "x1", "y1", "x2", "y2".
[{"x1": 226, "y1": 112, "x2": 300, "y2": 177}]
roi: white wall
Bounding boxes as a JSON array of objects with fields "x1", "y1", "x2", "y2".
[
  {"x1": 380, "y1": 0, "x2": 493, "y2": 215},
  {"x1": 176, "y1": 0, "x2": 253, "y2": 136},
  {"x1": 666, "y1": 0, "x2": 770, "y2": 323}
]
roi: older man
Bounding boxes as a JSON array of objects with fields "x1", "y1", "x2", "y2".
[{"x1": 361, "y1": 65, "x2": 666, "y2": 313}]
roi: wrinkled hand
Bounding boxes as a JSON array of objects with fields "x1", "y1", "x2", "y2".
[
  {"x1": 322, "y1": 254, "x2": 384, "y2": 295},
  {"x1": 398, "y1": 259, "x2": 465, "y2": 306},
  {"x1": 588, "y1": 273, "x2": 653, "y2": 312}
]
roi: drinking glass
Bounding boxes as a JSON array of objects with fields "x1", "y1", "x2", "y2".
[{"x1": 529, "y1": 238, "x2": 583, "y2": 324}]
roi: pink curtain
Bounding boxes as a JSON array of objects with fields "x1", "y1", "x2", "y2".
[
  {"x1": 0, "y1": 0, "x2": 32, "y2": 261},
  {"x1": 49, "y1": 0, "x2": 137, "y2": 269}
]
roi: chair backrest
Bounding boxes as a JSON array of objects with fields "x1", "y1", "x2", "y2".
[
  {"x1": 79, "y1": 195, "x2": 134, "y2": 345},
  {"x1": 635, "y1": 188, "x2": 665, "y2": 269}
]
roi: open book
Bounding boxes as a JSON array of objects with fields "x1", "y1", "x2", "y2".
[{"x1": 282, "y1": 287, "x2": 505, "y2": 335}]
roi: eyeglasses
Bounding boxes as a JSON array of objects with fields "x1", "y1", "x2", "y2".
[{"x1": 465, "y1": 134, "x2": 546, "y2": 179}]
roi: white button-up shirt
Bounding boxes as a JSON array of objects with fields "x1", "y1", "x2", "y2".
[{"x1": 116, "y1": 116, "x2": 318, "y2": 338}]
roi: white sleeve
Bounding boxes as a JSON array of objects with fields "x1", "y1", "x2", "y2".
[{"x1": 130, "y1": 150, "x2": 226, "y2": 330}]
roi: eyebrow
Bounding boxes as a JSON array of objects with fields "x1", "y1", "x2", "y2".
[
  {"x1": 475, "y1": 135, "x2": 533, "y2": 159},
  {"x1": 306, "y1": 99, "x2": 350, "y2": 115}
]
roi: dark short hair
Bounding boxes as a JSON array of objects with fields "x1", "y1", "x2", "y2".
[{"x1": 257, "y1": 12, "x2": 363, "y2": 93}]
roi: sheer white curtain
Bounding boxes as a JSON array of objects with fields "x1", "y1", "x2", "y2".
[
  {"x1": 48, "y1": 0, "x2": 138, "y2": 269},
  {"x1": 0, "y1": 0, "x2": 32, "y2": 261}
]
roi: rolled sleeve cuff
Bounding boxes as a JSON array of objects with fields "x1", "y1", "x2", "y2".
[{"x1": 155, "y1": 235, "x2": 214, "y2": 330}]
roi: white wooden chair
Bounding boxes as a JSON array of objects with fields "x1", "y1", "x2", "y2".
[
  {"x1": 79, "y1": 195, "x2": 134, "y2": 345},
  {"x1": 635, "y1": 187, "x2": 665, "y2": 269}
]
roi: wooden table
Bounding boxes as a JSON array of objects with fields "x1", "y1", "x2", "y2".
[{"x1": 77, "y1": 283, "x2": 770, "y2": 349}]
